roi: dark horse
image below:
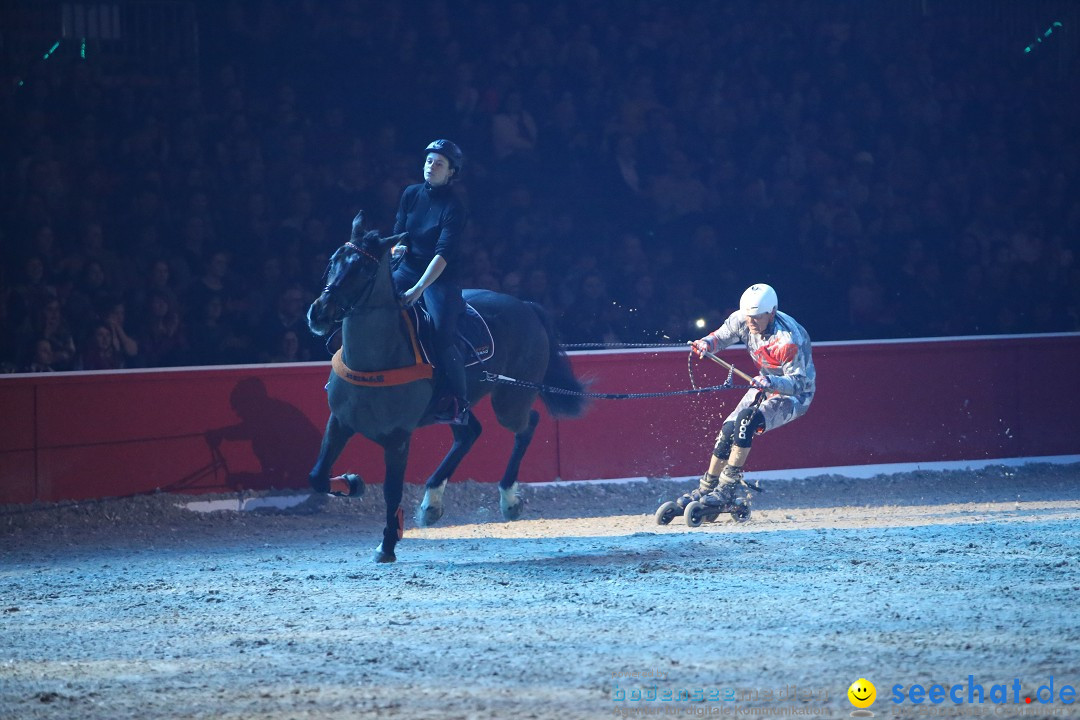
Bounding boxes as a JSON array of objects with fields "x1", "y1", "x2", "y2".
[{"x1": 307, "y1": 212, "x2": 587, "y2": 562}]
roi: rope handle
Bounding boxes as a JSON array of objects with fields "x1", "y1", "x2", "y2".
[
  {"x1": 480, "y1": 371, "x2": 747, "y2": 399},
  {"x1": 481, "y1": 345, "x2": 778, "y2": 401}
]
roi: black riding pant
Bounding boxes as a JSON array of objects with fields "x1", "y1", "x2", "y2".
[{"x1": 393, "y1": 265, "x2": 466, "y2": 401}]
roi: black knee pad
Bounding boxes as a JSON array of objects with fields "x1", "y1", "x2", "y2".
[
  {"x1": 733, "y1": 408, "x2": 765, "y2": 448},
  {"x1": 713, "y1": 421, "x2": 735, "y2": 459}
]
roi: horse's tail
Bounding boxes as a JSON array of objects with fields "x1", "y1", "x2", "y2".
[{"x1": 527, "y1": 302, "x2": 590, "y2": 418}]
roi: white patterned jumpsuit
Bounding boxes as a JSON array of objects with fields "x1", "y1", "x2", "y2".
[{"x1": 699, "y1": 308, "x2": 816, "y2": 436}]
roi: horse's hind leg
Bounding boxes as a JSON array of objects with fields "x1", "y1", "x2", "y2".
[
  {"x1": 498, "y1": 409, "x2": 540, "y2": 521},
  {"x1": 417, "y1": 413, "x2": 483, "y2": 527},
  {"x1": 374, "y1": 429, "x2": 411, "y2": 563},
  {"x1": 309, "y1": 414, "x2": 354, "y2": 494}
]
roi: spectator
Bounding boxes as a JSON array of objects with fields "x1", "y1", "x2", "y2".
[
  {"x1": 560, "y1": 272, "x2": 621, "y2": 345},
  {"x1": 619, "y1": 274, "x2": 668, "y2": 343},
  {"x1": 8, "y1": 256, "x2": 57, "y2": 331},
  {"x1": 79, "y1": 322, "x2": 127, "y2": 370},
  {"x1": 188, "y1": 293, "x2": 251, "y2": 366},
  {"x1": 491, "y1": 91, "x2": 538, "y2": 164},
  {"x1": 31, "y1": 297, "x2": 78, "y2": 371},
  {"x1": 254, "y1": 283, "x2": 320, "y2": 362},
  {"x1": 519, "y1": 268, "x2": 552, "y2": 308},
  {"x1": 101, "y1": 299, "x2": 140, "y2": 365},
  {"x1": 185, "y1": 249, "x2": 247, "y2": 328},
  {"x1": 23, "y1": 338, "x2": 59, "y2": 373},
  {"x1": 139, "y1": 290, "x2": 189, "y2": 368},
  {"x1": 128, "y1": 259, "x2": 180, "y2": 327},
  {"x1": 65, "y1": 260, "x2": 117, "y2": 339},
  {"x1": 242, "y1": 254, "x2": 289, "y2": 330},
  {"x1": 261, "y1": 328, "x2": 308, "y2": 364}
]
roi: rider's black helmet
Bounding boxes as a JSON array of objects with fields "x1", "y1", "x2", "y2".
[{"x1": 424, "y1": 139, "x2": 464, "y2": 176}]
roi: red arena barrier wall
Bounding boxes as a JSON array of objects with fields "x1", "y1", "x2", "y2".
[{"x1": 1, "y1": 333, "x2": 1077, "y2": 504}]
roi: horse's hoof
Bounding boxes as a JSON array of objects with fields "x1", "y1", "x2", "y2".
[
  {"x1": 347, "y1": 474, "x2": 366, "y2": 497},
  {"x1": 499, "y1": 482, "x2": 523, "y2": 521},
  {"x1": 329, "y1": 473, "x2": 365, "y2": 498},
  {"x1": 501, "y1": 500, "x2": 524, "y2": 521},
  {"x1": 416, "y1": 504, "x2": 443, "y2": 527},
  {"x1": 417, "y1": 483, "x2": 446, "y2": 527},
  {"x1": 373, "y1": 542, "x2": 396, "y2": 563}
]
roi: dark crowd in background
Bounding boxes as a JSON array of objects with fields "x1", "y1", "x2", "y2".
[{"x1": 2, "y1": 0, "x2": 1078, "y2": 373}]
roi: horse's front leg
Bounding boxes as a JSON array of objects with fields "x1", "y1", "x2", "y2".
[
  {"x1": 374, "y1": 428, "x2": 411, "y2": 563},
  {"x1": 308, "y1": 414, "x2": 354, "y2": 494},
  {"x1": 498, "y1": 409, "x2": 540, "y2": 521},
  {"x1": 417, "y1": 413, "x2": 483, "y2": 527}
]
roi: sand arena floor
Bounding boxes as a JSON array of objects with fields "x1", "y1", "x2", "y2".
[{"x1": 2, "y1": 463, "x2": 1079, "y2": 719}]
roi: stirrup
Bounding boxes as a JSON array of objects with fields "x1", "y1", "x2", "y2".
[
  {"x1": 448, "y1": 401, "x2": 470, "y2": 425},
  {"x1": 435, "y1": 397, "x2": 470, "y2": 425}
]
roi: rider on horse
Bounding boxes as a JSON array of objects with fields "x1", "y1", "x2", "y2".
[{"x1": 391, "y1": 139, "x2": 470, "y2": 425}]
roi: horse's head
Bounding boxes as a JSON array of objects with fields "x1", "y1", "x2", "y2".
[{"x1": 307, "y1": 213, "x2": 406, "y2": 336}]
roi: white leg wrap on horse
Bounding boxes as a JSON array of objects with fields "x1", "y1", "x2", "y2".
[
  {"x1": 420, "y1": 481, "x2": 447, "y2": 511},
  {"x1": 499, "y1": 482, "x2": 519, "y2": 515}
]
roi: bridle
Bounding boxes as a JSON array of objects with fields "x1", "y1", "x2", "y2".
[
  {"x1": 320, "y1": 240, "x2": 385, "y2": 322},
  {"x1": 343, "y1": 240, "x2": 379, "y2": 264}
]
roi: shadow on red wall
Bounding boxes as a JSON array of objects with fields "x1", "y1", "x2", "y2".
[
  {"x1": 2, "y1": 334, "x2": 1078, "y2": 504},
  {"x1": 200, "y1": 376, "x2": 322, "y2": 492}
]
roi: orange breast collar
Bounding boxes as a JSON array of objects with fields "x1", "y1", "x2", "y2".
[{"x1": 331, "y1": 311, "x2": 434, "y2": 387}]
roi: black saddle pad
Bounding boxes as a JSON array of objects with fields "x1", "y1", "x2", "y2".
[{"x1": 409, "y1": 302, "x2": 494, "y2": 367}]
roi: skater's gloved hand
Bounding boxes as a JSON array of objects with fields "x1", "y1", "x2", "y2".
[
  {"x1": 690, "y1": 339, "x2": 711, "y2": 358},
  {"x1": 751, "y1": 374, "x2": 772, "y2": 390}
]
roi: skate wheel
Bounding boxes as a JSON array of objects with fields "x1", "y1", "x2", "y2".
[
  {"x1": 684, "y1": 501, "x2": 707, "y2": 528},
  {"x1": 655, "y1": 501, "x2": 679, "y2": 525},
  {"x1": 731, "y1": 498, "x2": 751, "y2": 523}
]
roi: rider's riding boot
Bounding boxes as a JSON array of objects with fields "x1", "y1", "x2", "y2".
[
  {"x1": 436, "y1": 344, "x2": 470, "y2": 425},
  {"x1": 677, "y1": 472, "x2": 720, "y2": 510}
]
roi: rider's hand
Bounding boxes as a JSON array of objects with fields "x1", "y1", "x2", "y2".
[
  {"x1": 751, "y1": 374, "x2": 773, "y2": 390},
  {"x1": 690, "y1": 339, "x2": 711, "y2": 359},
  {"x1": 400, "y1": 285, "x2": 424, "y2": 307},
  {"x1": 391, "y1": 244, "x2": 407, "y2": 259}
]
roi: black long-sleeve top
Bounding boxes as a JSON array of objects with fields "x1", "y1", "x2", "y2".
[{"x1": 393, "y1": 182, "x2": 467, "y2": 280}]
